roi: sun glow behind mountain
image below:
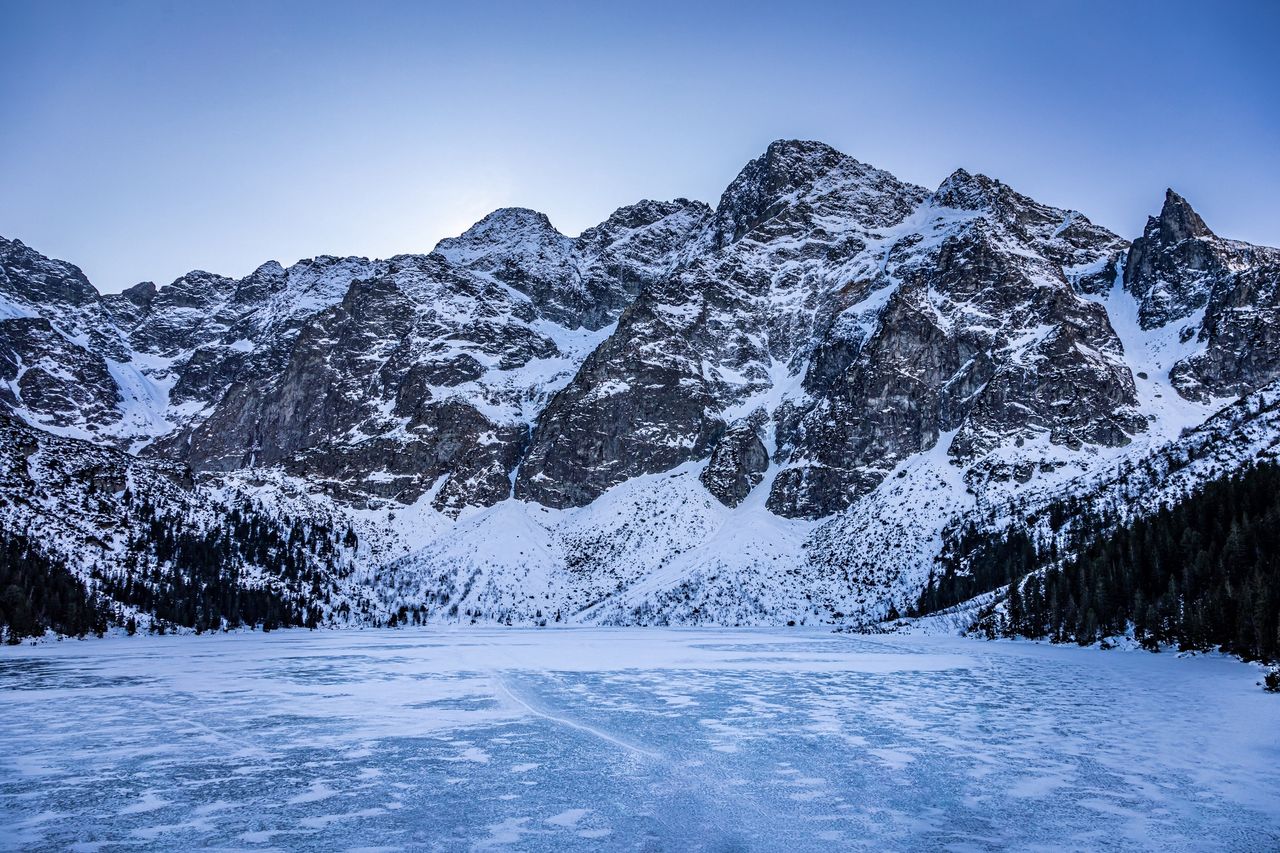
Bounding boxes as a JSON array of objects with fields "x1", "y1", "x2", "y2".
[{"x1": 1, "y1": 0, "x2": 1277, "y2": 293}]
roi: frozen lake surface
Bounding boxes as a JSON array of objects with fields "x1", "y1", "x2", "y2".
[{"x1": 2, "y1": 629, "x2": 1278, "y2": 851}]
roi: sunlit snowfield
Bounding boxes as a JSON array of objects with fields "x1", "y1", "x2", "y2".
[{"x1": 2, "y1": 630, "x2": 1278, "y2": 852}]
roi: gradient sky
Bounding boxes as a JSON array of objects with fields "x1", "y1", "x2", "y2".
[{"x1": 2, "y1": 0, "x2": 1277, "y2": 292}]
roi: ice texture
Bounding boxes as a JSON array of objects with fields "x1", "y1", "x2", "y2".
[{"x1": 2, "y1": 629, "x2": 1278, "y2": 851}]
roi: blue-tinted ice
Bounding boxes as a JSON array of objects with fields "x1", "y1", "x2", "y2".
[{"x1": 2, "y1": 629, "x2": 1278, "y2": 851}]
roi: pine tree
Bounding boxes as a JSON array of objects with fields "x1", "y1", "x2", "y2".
[{"x1": 1006, "y1": 579, "x2": 1023, "y2": 638}]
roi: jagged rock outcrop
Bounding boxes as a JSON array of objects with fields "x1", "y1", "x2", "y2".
[
  {"x1": 1122, "y1": 191, "x2": 1280, "y2": 401},
  {"x1": 0, "y1": 237, "x2": 88, "y2": 301},
  {"x1": 156, "y1": 255, "x2": 552, "y2": 511},
  {"x1": 758, "y1": 168, "x2": 1141, "y2": 516},
  {"x1": 517, "y1": 146, "x2": 1144, "y2": 517},
  {"x1": 1125, "y1": 189, "x2": 1222, "y2": 329},
  {"x1": 114, "y1": 256, "x2": 386, "y2": 418},
  {"x1": 701, "y1": 422, "x2": 769, "y2": 506},
  {"x1": 436, "y1": 200, "x2": 708, "y2": 332},
  {"x1": 0, "y1": 237, "x2": 138, "y2": 442},
  {"x1": 4, "y1": 143, "x2": 1278, "y2": 524},
  {"x1": 138, "y1": 199, "x2": 705, "y2": 511},
  {"x1": 1173, "y1": 260, "x2": 1280, "y2": 400},
  {"x1": 0, "y1": 317, "x2": 122, "y2": 435}
]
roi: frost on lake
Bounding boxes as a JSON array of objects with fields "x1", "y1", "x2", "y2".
[{"x1": 1, "y1": 629, "x2": 1278, "y2": 851}]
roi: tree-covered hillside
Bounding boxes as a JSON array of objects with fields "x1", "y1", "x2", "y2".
[{"x1": 915, "y1": 462, "x2": 1280, "y2": 662}]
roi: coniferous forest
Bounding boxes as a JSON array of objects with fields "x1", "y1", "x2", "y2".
[
  {"x1": 0, "y1": 489, "x2": 364, "y2": 642},
  {"x1": 0, "y1": 529, "x2": 108, "y2": 641},
  {"x1": 915, "y1": 461, "x2": 1280, "y2": 661}
]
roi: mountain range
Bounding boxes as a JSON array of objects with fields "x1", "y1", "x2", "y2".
[{"x1": 3, "y1": 139, "x2": 1278, "y2": 632}]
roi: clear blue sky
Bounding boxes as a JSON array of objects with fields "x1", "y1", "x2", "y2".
[{"x1": 2, "y1": 0, "x2": 1277, "y2": 292}]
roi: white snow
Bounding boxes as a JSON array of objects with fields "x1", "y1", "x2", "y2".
[{"x1": 1082, "y1": 263, "x2": 1225, "y2": 441}]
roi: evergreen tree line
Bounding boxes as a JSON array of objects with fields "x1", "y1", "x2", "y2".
[
  {"x1": 913, "y1": 525, "x2": 1040, "y2": 617},
  {"x1": 1, "y1": 490, "x2": 361, "y2": 640},
  {"x1": 913, "y1": 461, "x2": 1280, "y2": 662},
  {"x1": 105, "y1": 497, "x2": 346, "y2": 633},
  {"x1": 0, "y1": 528, "x2": 108, "y2": 642}
]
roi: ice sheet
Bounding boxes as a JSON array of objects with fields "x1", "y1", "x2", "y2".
[{"x1": 2, "y1": 629, "x2": 1277, "y2": 851}]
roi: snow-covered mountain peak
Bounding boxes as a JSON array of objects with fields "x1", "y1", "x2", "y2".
[
  {"x1": 931, "y1": 168, "x2": 1002, "y2": 211},
  {"x1": 1124, "y1": 188, "x2": 1279, "y2": 338},
  {"x1": 710, "y1": 139, "x2": 925, "y2": 248},
  {"x1": 0, "y1": 235, "x2": 101, "y2": 310},
  {"x1": 432, "y1": 207, "x2": 583, "y2": 328},
  {"x1": 434, "y1": 199, "x2": 706, "y2": 332},
  {"x1": 434, "y1": 207, "x2": 566, "y2": 258},
  {"x1": 241, "y1": 257, "x2": 288, "y2": 284},
  {"x1": 576, "y1": 198, "x2": 710, "y2": 252},
  {"x1": 251, "y1": 259, "x2": 287, "y2": 277}
]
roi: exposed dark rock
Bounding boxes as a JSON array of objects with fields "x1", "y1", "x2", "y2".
[
  {"x1": 434, "y1": 200, "x2": 707, "y2": 331},
  {"x1": 518, "y1": 140, "x2": 929, "y2": 509},
  {"x1": 701, "y1": 423, "x2": 769, "y2": 506},
  {"x1": 1170, "y1": 258, "x2": 1280, "y2": 400},
  {"x1": 0, "y1": 237, "x2": 100, "y2": 308},
  {"x1": 0, "y1": 316, "x2": 123, "y2": 434},
  {"x1": 765, "y1": 168, "x2": 1141, "y2": 517},
  {"x1": 515, "y1": 306, "x2": 724, "y2": 508},
  {"x1": 6, "y1": 140, "x2": 1280, "y2": 631},
  {"x1": 1125, "y1": 189, "x2": 1225, "y2": 329}
]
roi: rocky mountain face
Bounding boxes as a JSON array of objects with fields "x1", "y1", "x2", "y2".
[
  {"x1": 516, "y1": 143, "x2": 1147, "y2": 519},
  {"x1": 1124, "y1": 190, "x2": 1280, "y2": 401},
  {"x1": 2, "y1": 139, "x2": 1279, "y2": 629},
  {"x1": 769, "y1": 167, "x2": 1141, "y2": 517},
  {"x1": 517, "y1": 141, "x2": 932, "y2": 510},
  {"x1": 158, "y1": 200, "x2": 708, "y2": 516},
  {"x1": 0, "y1": 237, "x2": 133, "y2": 441}
]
